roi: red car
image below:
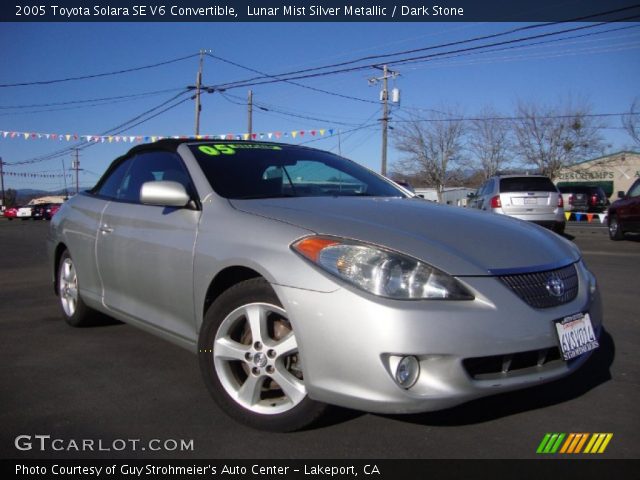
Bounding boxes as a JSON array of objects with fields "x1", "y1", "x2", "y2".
[
  {"x1": 608, "y1": 178, "x2": 640, "y2": 240},
  {"x1": 3, "y1": 206, "x2": 18, "y2": 220},
  {"x1": 46, "y1": 203, "x2": 62, "y2": 220}
]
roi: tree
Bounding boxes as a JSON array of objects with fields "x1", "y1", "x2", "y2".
[
  {"x1": 511, "y1": 99, "x2": 605, "y2": 179},
  {"x1": 392, "y1": 110, "x2": 465, "y2": 203},
  {"x1": 4, "y1": 188, "x2": 17, "y2": 208},
  {"x1": 467, "y1": 107, "x2": 512, "y2": 180},
  {"x1": 622, "y1": 97, "x2": 640, "y2": 147}
]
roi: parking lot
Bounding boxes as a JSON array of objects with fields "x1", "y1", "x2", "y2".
[{"x1": 0, "y1": 218, "x2": 638, "y2": 459}]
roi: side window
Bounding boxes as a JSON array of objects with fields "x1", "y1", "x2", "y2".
[
  {"x1": 629, "y1": 180, "x2": 640, "y2": 198},
  {"x1": 94, "y1": 157, "x2": 135, "y2": 199},
  {"x1": 117, "y1": 151, "x2": 193, "y2": 204}
]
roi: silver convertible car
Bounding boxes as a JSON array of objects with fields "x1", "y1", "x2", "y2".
[{"x1": 48, "y1": 140, "x2": 601, "y2": 431}]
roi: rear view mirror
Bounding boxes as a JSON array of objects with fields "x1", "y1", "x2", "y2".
[
  {"x1": 140, "y1": 181, "x2": 190, "y2": 208},
  {"x1": 617, "y1": 191, "x2": 625, "y2": 199}
]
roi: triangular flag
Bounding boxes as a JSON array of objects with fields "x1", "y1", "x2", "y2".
[
  {"x1": 311, "y1": 130, "x2": 316, "y2": 136},
  {"x1": 564, "y1": 211, "x2": 571, "y2": 221},
  {"x1": 275, "y1": 132, "x2": 281, "y2": 139},
  {"x1": 598, "y1": 213, "x2": 607, "y2": 224},
  {"x1": 129, "y1": 136, "x2": 135, "y2": 143},
  {"x1": 329, "y1": 129, "x2": 334, "y2": 135},
  {"x1": 291, "y1": 131, "x2": 298, "y2": 138},
  {"x1": 267, "y1": 133, "x2": 273, "y2": 139},
  {"x1": 320, "y1": 129, "x2": 325, "y2": 136},
  {"x1": 251, "y1": 133, "x2": 257, "y2": 140},
  {"x1": 65, "y1": 135, "x2": 71, "y2": 141},
  {"x1": 587, "y1": 213, "x2": 594, "y2": 223},
  {"x1": 575, "y1": 213, "x2": 583, "y2": 222},
  {"x1": 24, "y1": 133, "x2": 30, "y2": 139},
  {"x1": 299, "y1": 131, "x2": 305, "y2": 137}
]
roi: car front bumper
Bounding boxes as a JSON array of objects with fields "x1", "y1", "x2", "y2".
[{"x1": 273, "y1": 261, "x2": 602, "y2": 414}]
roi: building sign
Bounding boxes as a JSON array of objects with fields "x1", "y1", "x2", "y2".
[{"x1": 557, "y1": 170, "x2": 615, "y2": 181}]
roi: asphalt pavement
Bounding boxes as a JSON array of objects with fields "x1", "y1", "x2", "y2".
[{"x1": 0, "y1": 219, "x2": 638, "y2": 459}]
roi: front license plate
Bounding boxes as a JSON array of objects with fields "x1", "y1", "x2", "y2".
[{"x1": 554, "y1": 313, "x2": 599, "y2": 361}]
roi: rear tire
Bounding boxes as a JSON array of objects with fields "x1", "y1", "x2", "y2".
[
  {"x1": 57, "y1": 250, "x2": 96, "y2": 327},
  {"x1": 553, "y1": 222, "x2": 565, "y2": 235},
  {"x1": 198, "y1": 278, "x2": 327, "y2": 432},
  {"x1": 608, "y1": 215, "x2": 624, "y2": 241}
]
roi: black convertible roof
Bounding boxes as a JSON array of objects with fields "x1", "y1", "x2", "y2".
[{"x1": 125, "y1": 138, "x2": 313, "y2": 155}]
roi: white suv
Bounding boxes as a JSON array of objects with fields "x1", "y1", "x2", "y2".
[{"x1": 469, "y1": 175, "x2": 565, "y2": 234}]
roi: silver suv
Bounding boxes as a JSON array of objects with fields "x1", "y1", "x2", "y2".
[{"x1": 469, "y1": 175, "x2": 565, "y2": 234}]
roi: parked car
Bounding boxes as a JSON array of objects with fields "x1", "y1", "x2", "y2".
[
  {"x1": 16, "y1": 205, "x2": 34, "y2": 220},
  {"x1": 46, "y1": 203, "x2": 62, "y2": 220},
  {"x1": 469, "y1": 175, "x2": 565, "y2": 234},
  {"x1": 32, "y1": 203, "x2": 63, "y2": 221},
  {"x1": 3, "y1": 206, "x2": 18, "y2": 220},
  {"x1": 607, "y1": 178, "x2": 640, "y2": 240},
  {"x1": 558, "y1": 185, "x2": 609, "y2": 213},
  {"x1": 48, "y1": 140, "x2": 601, "y2": 431},
  {"x1": 31, "y1": 203, "x2": 48, "y2": 220}
]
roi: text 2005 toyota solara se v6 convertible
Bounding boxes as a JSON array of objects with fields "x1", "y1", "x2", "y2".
[{"x1": 48, "y1": 140, "x2": 601, "y2": 431}]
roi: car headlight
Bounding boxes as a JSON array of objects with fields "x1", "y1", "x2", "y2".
[{"x1": 291, "y1": 236, "x2": 474, "y2": 300}]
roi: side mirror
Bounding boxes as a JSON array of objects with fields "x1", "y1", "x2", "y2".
[
  {"x1": 140, "y1": 181, "x2": 190, "y2": 207},
  {"x1": 617, "y1": 191, "x2": 625, "y2": 199}
]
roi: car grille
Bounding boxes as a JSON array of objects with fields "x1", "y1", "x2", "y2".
[
  {"x1": 498, "y1": 263, "x2": 579, "y2": 309},
  {"x1": 463, "y1": 347, "x2": 563, "y2": 380}
]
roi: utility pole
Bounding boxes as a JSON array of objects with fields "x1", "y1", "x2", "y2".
[
  {"x1": 194, "y1": 49, "x2": 205, "y2": 136},
  {"x1": 247, "y1": 90, "x2": 253, "y2": 139},
  {"x1": 368, "y1": 65, "x2": 399, "y2": 176},
  {"x1": 61, "y1": 158, "x2": 68, "y2": 199},
  {"x1": 72, "y1": 149, "x2": 81, "y2": 195},
  {"x1": 0, "y1": 156, "x2": 5, "y2": 209}
]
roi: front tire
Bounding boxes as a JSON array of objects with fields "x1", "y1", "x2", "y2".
[
  {"x1": 198, "y1": 278, "x2": 327, "y2": 431},
  {"x1": 608, "y1": 215, "x2": 624, "y2": 241},
  {"x1": 57, "y1": 250, "x2": 96, "y2": 326}
]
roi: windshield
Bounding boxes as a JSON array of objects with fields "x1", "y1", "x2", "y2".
[{"x1": 189, "y1": 143, "x2": 405, "y2": 199}]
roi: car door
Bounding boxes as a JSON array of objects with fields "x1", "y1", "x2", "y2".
[{"x1": 96, "y1": 150, "x2": 200, "y2": 342}]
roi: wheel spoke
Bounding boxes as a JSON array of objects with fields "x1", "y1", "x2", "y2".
[
  {"x1": 271, "y1": 365, "x2": 306, "y2": 405},
  {"x1": 236, "y1": 374, "x2": 265, "y2": 406},
  {"x1": 245, "y1": 304, "x2": 267, "y2": 345},
  {"x1": 214, "y1": 337, "x2": 249, "y2": 361},
  {"x1": 274, "y1": 332, "x2": 297, "y2": 357}
]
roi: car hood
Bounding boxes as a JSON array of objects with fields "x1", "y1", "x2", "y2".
[{"x1": 230, "y1": 197, "x2": 579, "y2": 276}]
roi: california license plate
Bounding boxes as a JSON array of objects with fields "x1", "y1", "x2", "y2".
[{"x1": 554, "y1": 313, "x2": 599, "y2": 361}]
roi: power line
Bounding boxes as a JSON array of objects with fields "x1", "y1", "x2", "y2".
[
  {"x1": 0, "y1": 53, "x2": 199, "y2": 88},
  {"x1": 207, "y1": 52, "x2": 378, "y2": 104},
  {"x1": 389, "y1": 111, "x2": 640, "y2": 124},
  {"x1": 6, "y1": 91, "x2": 192, "y2": 166},
  {"x1": 0, "y1": 87, "x2": 186, "y2": 109},
  {"x1": 212, "y1": 6, "x2": 640, "y2": 90},
  {"x1": 220, "y1": 92, "x2": 361, "y2": 127}
]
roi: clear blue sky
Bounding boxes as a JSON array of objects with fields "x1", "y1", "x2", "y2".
[{"x1": 1, "y1": 21, "x2": 639, "y2": 191}]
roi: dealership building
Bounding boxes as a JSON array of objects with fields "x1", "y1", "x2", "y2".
[{"x1": 555, "y1": 151, "x2": 640, "y2": 199}]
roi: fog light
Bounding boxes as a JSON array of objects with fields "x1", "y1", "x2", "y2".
[{"x1": 395, "y1": 356, "x2": 420, "y2": 389}]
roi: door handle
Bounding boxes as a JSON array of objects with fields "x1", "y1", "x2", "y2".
[{"x1": 99, "y1": 224, "x2": 114, "y2": 235}]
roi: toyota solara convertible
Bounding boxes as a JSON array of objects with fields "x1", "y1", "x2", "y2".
[{"x1": 48, "y1": 140, "x2": 601, "y2": 431}]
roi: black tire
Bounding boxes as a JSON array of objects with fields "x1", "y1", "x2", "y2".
[
  {"x1": 553, "y1": 222, "x2": 565, "y2": 235},
  {"x1": 198, "y1": 277, "x2": 327, "y2": 432},
  {"x1": 57, "y1": 250, "x2": 96, "y2": 327},
  {"x1": 608, "y1": 214, "x2": 624, "y2": 241}
]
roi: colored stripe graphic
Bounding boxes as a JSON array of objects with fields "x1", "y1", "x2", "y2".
[
  {"x1": 537, "y1": 433, "x2": 565, "y2": 454},
  {"x1": 538, "y1": 433, "x2": 613, "y2": 454}
]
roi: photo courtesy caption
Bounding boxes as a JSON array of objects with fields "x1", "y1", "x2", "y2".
[{"x1": 16, "y1": 464, "x2": 381, "y2": 476}]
